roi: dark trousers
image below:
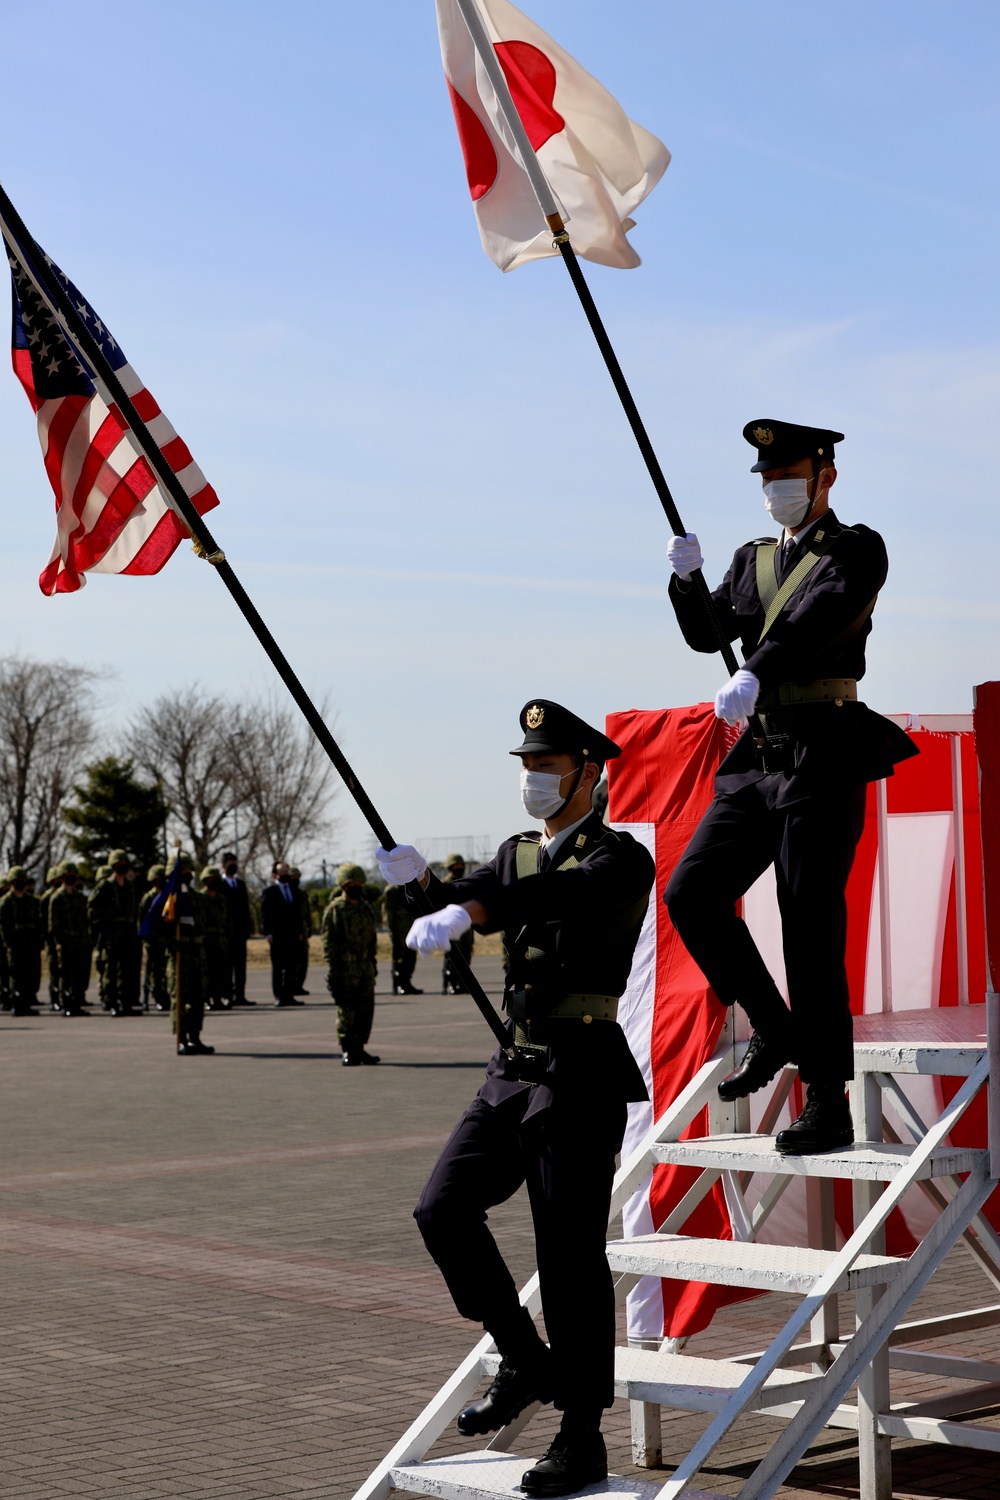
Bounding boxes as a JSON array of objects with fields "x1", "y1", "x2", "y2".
[
  {"x1": 228, "y1": 941, "x2": 247, "y2": 1003},
  {"x1": 415, "y1": 1090, "x2": 626, "y2": 1413},
  {"x1": 664, "y1": 777, "x2": 867, "y2": 1084},
  {"x1": 270, "y1": 938, "x2": 298, "y2": 1003},
  {"x1": 390, "y1": 936, "x2": 417, "y2": 989}
]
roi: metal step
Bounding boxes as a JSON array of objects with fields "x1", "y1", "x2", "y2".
[
  {"x1": 391, "y1": 1450, "x2": 723, "y2": 1499},
  {"x1": 481, "y1": 1345, "x2": 819, "y2": 1414},
  {"x1": 606, "y1": 1233, "x2": 904, "y2": 1294},
  {"x1": 650, "y1": 1134, "x2": 986, "y2": 1181}
]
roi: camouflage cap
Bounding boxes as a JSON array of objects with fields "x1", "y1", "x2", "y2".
[
  {"x1": 46, "y1": 866, "x2": 59, "y2": 884},
  {"x1": 109, "y1": 848, "x2": 130, "y2": 867},
  {"x1": 444, "y1": 852, "x2": 466, "y2": 869},
  {"x1": 6, "y1": 865, "x2": 28, "y2": 882},
  {"x1": 337, "y1": 862, "x2": 366, "y2": 887},
  {"x1": 58, "y1": 861, "x2": 78, "y2": 877},
  {"x1": 288, "y1": 865, "x2": 301, "y2": 878},
  {"x1": 201, "y1": 864, "x2": 222, "y2": 882},
  {"x1": 96, "y1": 864, "x2": 113, "y2": 880},
  {"x1": 177, "y1": 851, "x2": 195, "y2": 870},
  {"x1": 147, "y1": 864, "x2": 166, "y2": 882}
]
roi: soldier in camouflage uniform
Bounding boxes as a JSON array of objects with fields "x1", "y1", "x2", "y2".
[
  {"x1": 441, "y1": 853, "x2": 474, "y2": 995},
  {"x1": 49, "y1": 862, "x2": 91, "y2": 1016},
  {"x1": 139, "y1": 865, "x2": 169, "y2": 1012},
  {"x1": 382, "y1": 882, "x2": 422, "y2": 995},
  {"x1": 289, "y1": 866, "x2": 312, "y2": 996},
  {"x1": 39, "y1": 866, "x2": 62, "y2": 1011},
  {"x1": 87, "y1": 850, "x2": 141, "y2": 1016},
  {"x1": 200, "y1": 865, "x2": 231, "y2": 1010},
  {"x1": 322, "y1": 862, "x2": 379, "y2": 1066},
  {"x1": 0, "y1": 866, "x2": 44, "y2": 1016},
  {"x1": 166, "y1": 853, "x2": 214, "y2": 1055},
  {"x1": 89, "y1": 863, "x2": 113, "y2": 1009}
]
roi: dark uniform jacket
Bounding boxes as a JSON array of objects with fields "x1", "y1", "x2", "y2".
[
  {"x1": 669, "y1": 509, "x2": 917, "y2": 804},
  {"x1": 260, "y1": 881, "x2": 303, "y2": 942},
  {"x1": 413, "y1": 810, "x2": 653, "y2": 1117},
  {"x1": 222, "y1": 876, "x2": 253, "y2": 940}
]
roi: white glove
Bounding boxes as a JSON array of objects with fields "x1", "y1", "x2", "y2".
[
  {"x1": 375, "y1": 843, "x2": 428, "y2": 886},
  {"x1": 406, "y1": 904, "x2": 473, "y2": 956},
  {"x1": 714, "y1": 668, "x2": 760, "y2": 728},
  {"x1": 666, "y1": 532, "x2": 704, "y2": 582}
]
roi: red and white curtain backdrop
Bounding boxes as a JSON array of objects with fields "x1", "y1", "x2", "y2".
[{"x1": 607, "y1": 694, "x2": 998, "y2": 1343}]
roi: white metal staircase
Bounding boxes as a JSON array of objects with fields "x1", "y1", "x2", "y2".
[{"x1": 354, "y1": 998, "x2": 1000, "y2": 1500}]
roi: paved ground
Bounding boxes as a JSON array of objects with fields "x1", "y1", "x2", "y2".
[{"x1": 0, "y1": 955, "x2": 997, "y2": 1499}]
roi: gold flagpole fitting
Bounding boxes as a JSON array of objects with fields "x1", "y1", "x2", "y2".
[
  {"x1": 190, "y1": 536, "x2": 226, "y2": 565},
  {"x1": 545, "y1": 210, "x2": 569, "y2": 245}
]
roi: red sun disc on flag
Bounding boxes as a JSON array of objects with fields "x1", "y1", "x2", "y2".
[{"x1": 448, "y1": 41, "x2": 565, "y2": 203}]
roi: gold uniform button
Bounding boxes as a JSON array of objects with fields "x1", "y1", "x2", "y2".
[
  {"x1": 835, "y1": 697, "x2": 843, "y2": 707},
  {"x1": 582, "y1": 1014, "x2": 593, "y2": 1024}
]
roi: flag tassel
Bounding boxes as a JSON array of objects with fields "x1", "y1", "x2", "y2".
[{"x1": 0, "y1": 182, "x2": 511, "y2": 1054}]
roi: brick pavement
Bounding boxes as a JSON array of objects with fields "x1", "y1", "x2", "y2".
[{"x1": 0, "y1": 956, "x2": 997, "y2": 1498}]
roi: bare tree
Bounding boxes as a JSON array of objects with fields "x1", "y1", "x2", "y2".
[
  {"x1": 129, "y1": 686, "x2": 242, "y2": 870},
  {"x1": 231, "y1": 693, "x2": 338, "y2": 875},
  {"x1": 0, "y1": 655, "x2": 99, "y2": 874}
]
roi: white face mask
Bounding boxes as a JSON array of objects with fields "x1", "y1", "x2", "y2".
[
  {"x1": 763, "y1": 477, "x2": 812, "y2": 529},
  {"x1": 520, "y1": 766, "x2": 575, "y2": 820}
]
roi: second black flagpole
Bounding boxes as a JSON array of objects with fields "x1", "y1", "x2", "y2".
[
  {"x1": 0, "y1": 182, "x2": 511, "y2": 1055},
  {"x1": 453, "y1": 0, "x2": 750, "y2": 692}
]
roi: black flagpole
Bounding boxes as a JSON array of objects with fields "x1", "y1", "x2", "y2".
[
  {"x1": 0, "y1": 182, "x2": 511, "y2": 1054},
  {"x1": 452, "y1": 0, "x2": 768, "y2": 738}
]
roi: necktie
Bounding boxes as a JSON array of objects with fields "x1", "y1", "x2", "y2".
[
  {"x1": 781, "y1": 536, "x2": 796, "y2": 577},
  {"x1": 538, "y1": 844, "x2": 550, "y2": 873}
]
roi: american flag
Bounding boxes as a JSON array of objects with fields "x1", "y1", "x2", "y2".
[{"x1": 4, "y1": 229, "x2": 219, "y2": 595}]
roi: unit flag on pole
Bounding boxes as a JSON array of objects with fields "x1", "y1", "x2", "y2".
[
  {"x1": 3, "y1": 226, "x2": 219, "y2": 595},
  {"x1": 436, "y1": 0, "x2": 670, "y2": 271}
]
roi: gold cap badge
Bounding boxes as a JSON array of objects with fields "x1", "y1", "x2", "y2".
[
  {"x1": 753, "y1": 426, "x2": 774, "y2": 446},
  {"x1": 526, "y1": 704, "x2": 545, "y2": 729}
]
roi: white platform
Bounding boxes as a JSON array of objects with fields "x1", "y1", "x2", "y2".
[
  {"x1": 390, "y1": 1450, "x2": 722, "y2": 1500},
  {"x1": 606, "y1": 1233, "x2": 903, "y2": 1294},
  {"x1": 650, "y1": 1134, "x2": 986, "y2": 1181}
]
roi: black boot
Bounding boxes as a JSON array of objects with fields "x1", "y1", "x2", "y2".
[
  {"x1": 775, "y1": 1083, "x2": 853, "y2": 1155},
  {"x1": 718, "y1": 1030, "x2": 792, "y2": 1102},
  {"x1": 521, "y1": 1432, "x2": 608, "y2": 1497},
  {"x1": 457, "y1": 1355, "x2": 552, "y2": 1437}
]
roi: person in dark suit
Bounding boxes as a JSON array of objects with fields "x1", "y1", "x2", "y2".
[
  {"x1": 220, "y1": 852, "x2": 254, "y2": 1006},
  {"x1": 260, "y1": 861, "x2": 304, "y2": 1008},
  {"x1": 664, "y1": 418, "x2": 918, "y2": 1155},
  {"x1": 377, "y1": 700, "x2": 654, "y2": 1498}
]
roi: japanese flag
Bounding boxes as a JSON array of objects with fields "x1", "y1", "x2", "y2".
[{"x1": 436, "y1": 0, "x2": 670, "y2": 271}]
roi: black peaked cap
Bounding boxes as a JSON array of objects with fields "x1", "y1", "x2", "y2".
[
  {"x1": 743, "y1": 418, "x2": 844, "y2": 473},
  {"x1": 509, "y1": 699, "x2": 621, "y2": 761}
]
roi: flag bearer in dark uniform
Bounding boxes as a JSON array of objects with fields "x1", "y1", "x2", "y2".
[
  {"x1": 288, "y1": 865, "x2": 312, "y2": 995},
  {"x1": 377, "y1": 701, "x2": 654, "y2": 1498},
  {"x1": 49, "y1": 863, "x2": 91, "y2": 1016},
  {"x1": 382, "y1": 882, "x2": 422, "y2": 995},
  {"x1": 441, "y1": 853, "x2": 474, "y2": 994},
  {"x1": 0, "y1": 866, "x2": 44, "y2": 1016},
  {"x1": 664, "y1": 419, "x2": 918, "y2": 1155}
]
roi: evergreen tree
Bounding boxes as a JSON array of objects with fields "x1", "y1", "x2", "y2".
[{"x1": 63, "y1": 756, "x2": 167, "y2": 876}]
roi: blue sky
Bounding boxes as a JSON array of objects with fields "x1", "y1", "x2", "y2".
[{"x1": 0, "y1": 1, "x2": 997, "y2": 864}]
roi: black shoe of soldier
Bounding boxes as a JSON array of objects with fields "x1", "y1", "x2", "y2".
[
  {"x1": 11, "y1": 1007, "x2": 40, "y2": 1017},
  {"x1": 521, "y1": 1433, "x2": 608, "y2": 1497},
  {"x1": 718, "y1": 1031, "x2": 792, "y2": 1102},
  {"x1": 62, "y1": 1006, "x2": 87, "y2": 1017},
  {"x1": 229, "y1": 996, "x2": 255, "y2": 1006},
  {"x1": 342, "y1": 1053, "x2": 360, "y2": 1066},
  {"x1": 776, "y1": 1085, "x2": 854, "y2": 1155},
  {"x1": 457, "y1": 1357, "x2": 552, "y2": 1437},
  {"x1": 359, "y1": 1050, "x2": 380, "y2": 1065},
  {"x1": 178, "y1": 1038, "x2": 215, "y2": 1056},
  {"x1": 399, "y1": 983, "x2": 423, "y2": 995}
]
